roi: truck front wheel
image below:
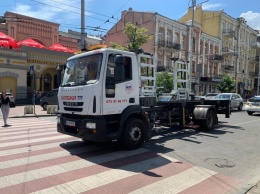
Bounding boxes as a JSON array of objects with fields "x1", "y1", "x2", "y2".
[{"x1": 120, "y1": 118, "x2": 145, "y2": 150}]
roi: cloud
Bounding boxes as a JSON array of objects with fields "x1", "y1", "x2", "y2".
[
  {"x1": 202, "y1": 3, "x2": 224, "y2": 10},
  {"x1": 11, "y1": 0, "x2": 90, "y2": 23},
  {"x1": 240, "y1": 11, "x2": 260, "y2": 30}
]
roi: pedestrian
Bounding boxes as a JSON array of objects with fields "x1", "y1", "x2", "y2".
[
  {"x1": 0, "y1": 91, "x2": 10, "y2": 127},
  {"x1": 35, "y1": 90, "x2": 42, "y2": 105}
]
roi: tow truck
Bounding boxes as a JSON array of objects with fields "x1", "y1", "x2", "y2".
[{"x1": 57, "y1": 48, "x2": 230, "y2": 149}]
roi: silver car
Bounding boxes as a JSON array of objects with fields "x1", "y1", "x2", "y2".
[
  {"x1": 214, "y1": 93, "x2": 244, "y2": 111},
  {"x1": 40, "y1": 89, "x2": 58, "y2": 110}
]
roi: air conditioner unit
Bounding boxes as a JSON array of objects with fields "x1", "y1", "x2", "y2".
[
  {"x1": 24, "y1": 106, "x2": 33, "y2": 114},
  {"x1": 47, "y1": 105, "x2": 57, "y2": 114}
]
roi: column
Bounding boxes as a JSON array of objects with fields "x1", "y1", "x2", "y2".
[{"x1": 35, "y1": 75, "x2": 41, "y2": 91}]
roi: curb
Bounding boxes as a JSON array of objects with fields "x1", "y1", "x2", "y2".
[{"x1": 9, "y1": 114, "x2": 57, "y2": 118}]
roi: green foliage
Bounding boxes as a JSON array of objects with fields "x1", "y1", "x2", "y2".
[
  {"x1": 110, "y1": 42, "x2": 127, "y2": 51},
  {"x1": 217, "y1": 74, "x2": 235, "y2": 92},
  {"x1": 110, "y1": 22, "x2": 152, "y2": 53},
  {"x1": 156, "y1": 72, "x2": 173, "y2": 94}
]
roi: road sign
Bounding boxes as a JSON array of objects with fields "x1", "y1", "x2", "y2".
[
  {"x1": 241, "y1": 82, "x2": 245, "y2": 87},
  {"x1": 30, "y1": 65, "x2": 34, "y2": 75}
]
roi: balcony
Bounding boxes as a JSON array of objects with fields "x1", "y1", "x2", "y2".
[
  {"x1": 222, "y1": 29, "x2": 236, "y2": 38},
  {"x1": 249, "y1": 71, "x2": 257, "y2": 77},
  {"x1": 250, "y1": 41, "x2": 260, "y2": 48},
  {"x1": 209, "y1": 54, "x2": 222, "y2": 62},
  {"x1": 222, "y1": 47, "x2": 233, "y2": 55},
  {"x1": 211, "y1": 75, "x2": 223, "y2": 82},
  {"x1": 158, "y1": 40, "x2": 181, "y2": 50},
  {"x1": 222, "y1": 65, "x2": 234, "y2": 71},
  {"x1": 199, "y1": 75, "x2": 222, "y2": 82},
  {"x1": 248, "y1": 57, "x2": 258, "y2": 63}
]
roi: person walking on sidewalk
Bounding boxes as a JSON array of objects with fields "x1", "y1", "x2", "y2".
[{"x1": 0, "y1": 91, "x2": 10, "y2": 127}]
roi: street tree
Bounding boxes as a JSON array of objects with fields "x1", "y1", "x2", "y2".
[
  {"x1": 110, "y1": 22, "x2": 152, "y2": 53},
  {"x1": 156, "y1": 72, "x2": 173, "y2": 95},
  {"x1": 217, "y1": 74, "x2": 235, "y2": 92}
]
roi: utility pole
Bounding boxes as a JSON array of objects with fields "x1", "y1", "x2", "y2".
[
  {"x1": 188, "y1": 0, "x2": 196, "y2": 93},
  {"x1": 81, "y1": 0, "x2": 86, "y2": 51},
  {"x1": 257, "y1": 50, "x2": 260, "y2": 95}
]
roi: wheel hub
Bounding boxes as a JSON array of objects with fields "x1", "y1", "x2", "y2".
[{"x1": 129, "y1": 127, "x2": 141, "y2": 142}]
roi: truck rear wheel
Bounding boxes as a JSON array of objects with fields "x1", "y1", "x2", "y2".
[
  {"x1": 120, "y1": 118, "x2": 145, "y2": 150},
  {"x1": 195, "y1": 109, "x2": 216, "y2": 131},
  {"x1": 200, "y1": 109, "x2": 216, "y2": 131}
]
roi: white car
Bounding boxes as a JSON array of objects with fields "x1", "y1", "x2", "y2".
[
  {"x1": 214, "y1": 93, "x2": 244, "y2": 111},
  {"x1": 245, "y1": 95, "x2": 260, "y2": 115}
]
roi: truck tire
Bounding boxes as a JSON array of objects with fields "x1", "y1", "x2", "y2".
[
  {"x1": 120, "y1": 118, "x2": 145, "y2": 150},
  {"x1": 198, "y1": 109, "x2": 216, "y2": 131}
]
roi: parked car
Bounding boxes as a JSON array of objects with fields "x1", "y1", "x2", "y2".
[
  {"x1": 200, "y1": 93, "x2": 219, "y2": 100},
  {"x1": 40, "y1": 89, "x2": 58, "y2": 110},
  {"x1": 214, "y1": 93, "x2": 244, "y2": 111},
  {"x1": 0, "y1": 92, "x2": 15, "y2": 107},
  {"x1": 244, "y1": 95, "x2": 260, "y2": 115}
]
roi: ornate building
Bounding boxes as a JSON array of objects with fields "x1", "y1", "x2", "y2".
[
  {"x1": 104, "y1": 8, "x2": 223, "y2": 94},
  {"x1": 0, "y1": 11, "x2": 102, "y2": 103},
  {"x1": 179, "y1": 5, "x2": 260, "y2": 97}
]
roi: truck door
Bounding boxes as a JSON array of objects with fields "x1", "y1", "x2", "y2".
[{"x1": 103, "y1": 54, "x2": 136, "y2": 115}]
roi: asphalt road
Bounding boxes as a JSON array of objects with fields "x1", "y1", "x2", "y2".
[
  {"x1": 5, "y1": 108, "x2": 260, "y2": 194},
  {"x1": 142, "y1": 110, "x2": 260, "y2": 194}
]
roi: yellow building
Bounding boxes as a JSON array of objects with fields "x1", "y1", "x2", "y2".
[{"x1": 179, "y1": 5, "x2": 260, "y2": 96}]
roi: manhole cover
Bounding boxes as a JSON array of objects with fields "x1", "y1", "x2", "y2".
[{"x1": 204, "y1": 158, "x2": 235, "y2": 168}]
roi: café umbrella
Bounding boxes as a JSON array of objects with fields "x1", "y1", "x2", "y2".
[
  {"x1": 0, "y1": 32, "x2": 19, "y2": 49},
  {"x1": 17, "y1": 38, "x2": 47, "y2": 48},
  {"x1": 49, "y1": 43, "x2": 74, "y2": 53}
]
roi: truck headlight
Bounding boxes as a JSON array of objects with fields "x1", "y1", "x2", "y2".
[{"x1": 86, "y1": 122, "x2": 96, "y2": 129}]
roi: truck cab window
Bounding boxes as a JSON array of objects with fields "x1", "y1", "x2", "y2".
[
  {"x1": 106, "y1": 55, "x2": 132, "y2": 83},
  {"x1": 124, "y1": 57, "x2": 132, "y2": 80}
]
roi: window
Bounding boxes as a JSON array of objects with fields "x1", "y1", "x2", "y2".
[
  {"x1": 166, "y1": 30, "x2": 171, "y2": 47},
  {"x1": 106, "y1": 54, "x2": 132, "y2": 83},
  {"x1": 159, "y1": 28, "x2": 163, "y2": 46},
  {"x1": 192, "y1": 37, "x2": 195, "y2": 53},
  {"x1": 173, "y1": 33, "x2": 178, "y2": 43}
]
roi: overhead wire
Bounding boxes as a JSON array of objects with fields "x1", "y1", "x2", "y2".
[{"x1": 29, "y1": 0, "x2": 120, "y2": 34}]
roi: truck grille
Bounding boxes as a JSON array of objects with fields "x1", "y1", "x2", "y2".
[{"x1": 64, "y1": 107, "x2": 83, "y2": 112}]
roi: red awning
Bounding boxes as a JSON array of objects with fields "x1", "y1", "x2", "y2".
[
  {"x1": 49, "y1": 43, "x2": 74, "y2": 53},
  {"x1": 0, "y1": 32, "x2": 19, "y2": 49},
  {"x1": 17, "y1": 38, "x2": 47, "y2": 49}
]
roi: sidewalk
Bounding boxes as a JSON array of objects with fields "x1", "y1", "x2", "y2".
[{"x1": 0, "y1": 105, "x2": 55, "y2": 119}]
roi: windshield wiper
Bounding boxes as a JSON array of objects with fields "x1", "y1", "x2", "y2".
[
  {"x1": 77, "y1": 81, "x2": 87, "y2": 85},
  {"x1": 62, "y1": 83, "x2": 72, "y2": 87}
]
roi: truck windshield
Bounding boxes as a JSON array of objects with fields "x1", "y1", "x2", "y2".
[{"x1": 62, "y1": 53, "x2": 102, "y2": 86}]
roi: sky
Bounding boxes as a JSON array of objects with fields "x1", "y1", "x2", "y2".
[{"x1": 1, "y1": 0, "x2": 260, "y2": 36}]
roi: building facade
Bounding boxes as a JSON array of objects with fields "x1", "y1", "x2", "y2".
[
  {"x1": 104, "y1": 8, "x2": 224, "y2": 94},
  {"x1": 179, "y1": 5, "x2": 260, "y2": 97},
  {"x1": 0, "y1": 11, "x2": 102, "y2": 103}
]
